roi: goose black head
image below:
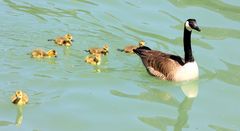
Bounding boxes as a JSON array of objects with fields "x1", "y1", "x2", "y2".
[{"x1": 185, "y1": 19, "x2": 201, "y2": 32}]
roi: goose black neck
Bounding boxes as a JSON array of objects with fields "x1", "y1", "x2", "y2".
[{"x1": 183, "y1": 27, "x2": 194, "y2": 63}]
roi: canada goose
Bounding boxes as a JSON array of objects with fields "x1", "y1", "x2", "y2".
[
  {"x1": 118, "y1": 40, "x2": 145, "y2": 54},
  {"x1": 11, "y1": 90, "x2": 29, "y2": 106},
  {"x1": 133, "y1": 19, "x2": 201, "y2": 82},
  {"x1": 85, "y1": 44, "x2": 109, "y2": 55},
  {"x1": 84, "y1": 54, "x2": 101, "y2": 65},
  {"x1": 48, "y1": 34, "x2": 73, "y2": 46},
  {"x1": 31, "y1": 49, "x2": 57, "y2": 58}
]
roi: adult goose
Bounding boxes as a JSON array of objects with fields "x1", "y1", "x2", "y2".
[{"x1": 133, "y1": 19, "x2": 201, "y2": 82}]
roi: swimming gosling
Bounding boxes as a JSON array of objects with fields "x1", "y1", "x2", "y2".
[
  {"x1": 85, "y1": 44, "x2": 109, "y2": 55},
  {"x1": 11, "y1": 90, "x2": 29, "y2": 106},
  {"x1": 31, "y1": 49, "x2": 57, "y2": 58},
  {"x1": 84, "y1": 54, "x2": 101, "y2": 65},
  {"x1": 118, "y1": 40, "x2": 145, "y2": 54},
  {"x1": 48, "y1": 34, "x2": 73, "y2": 46},
  {"x1": 133, "y1": 19, "x2": 201, "y2": 82}
]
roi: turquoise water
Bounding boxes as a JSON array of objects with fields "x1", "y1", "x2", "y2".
[{"x1": 0, "y1": 0, "x2": 240, "y2": 131}]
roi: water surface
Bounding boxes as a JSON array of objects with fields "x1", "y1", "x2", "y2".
[{"x1": 0, "y1": 0, "x2": 240, "y2": 131}]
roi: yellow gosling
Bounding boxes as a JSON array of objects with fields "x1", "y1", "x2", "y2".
[
  {"x1": 62, "y1": 40, "x2": 72, "y2": 47},
  {"x1": 118, "y1": 40, "x2": 145, "y2": 54},
  {"x1": 48, "y1": 34, "x2": 73, "y2": 46},
  {"x1": 85, "y1": 44, "x2": 109, "y2": 55},
  {"x1": 85, "y1": 54, "x2": 101, "y2": 65},
  {"x1": 31, "y1": 49, "x2": 57, "y2": 58},
  {"x1": 64, "y1": 34, "x2": 73, "y2": 41},
  {"x1": 11, "y1": 90, "x2": 29, "y2": 106},
  {"x1": 101, "y1": 44, "x2": 109, "y2": 55}
]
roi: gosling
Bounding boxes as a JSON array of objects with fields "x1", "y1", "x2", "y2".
[
  {"x1": 31, "y1": 49, "x2": 57, "y2": 58},
  {"x1": 84, "y1": 54, "x2": 101, "y2": 65},
  {"x1": 48, "y1": 34, "x2": 73, "y2": 46},
  {"x1": 85, "y1": 44, "x2": 109, "y2": 55},
  {"x1": 118, "y1": 40, "x2": 145, "y2": 54},
  {"x1": 11, "y1": 90, "x2": 29, "y2": 106}
]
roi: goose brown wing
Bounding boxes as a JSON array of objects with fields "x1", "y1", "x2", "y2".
[{"x1": 134, "y1": 47, "x2": 184, "y2": 80}]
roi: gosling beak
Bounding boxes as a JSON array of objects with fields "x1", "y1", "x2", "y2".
[
  {"x1": 12, "y1": 97, "x2": 20, "y2": 104},
  {"x1": 71, "y1": 40, "x2": 74, "y2": 42}
]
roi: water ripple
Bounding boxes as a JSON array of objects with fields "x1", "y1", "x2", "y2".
[{"x1": 169, "y1": 0, "x2": 240, "y2": 21}]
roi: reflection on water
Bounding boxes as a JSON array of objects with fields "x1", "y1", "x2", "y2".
[
  {"x1": 168, "y1": 0, "x2": 240, "y2": 21},
  {"x1": 111, "y1": 88, "x2": 180, "y2": 107},
  {"x1": 15, "y1": 106, "x2": 24, "y2": 126},
  {"x1": 3, "y1": 0, "x2": 91, "y2": 21},
  {"x1": 202, "y1": 60, "x2": 240, "y2": 86},
  {"x1": 1, "y1": 0, "x2": 240, "y2": 130},
  {"x1": 123, "y1": 24, "x2": 212, "y2": 51},
  {"x1": 0, "y1": 121, "x2": 13, "y2": 126},
  {"x1": 180, "y1": 80, "x2": 198, "y2": 98},
  {"x1": 0, "y1": 106, "x2": 25, "y2": 127},
  {"x1": 209, "y1": 124, "x2": 236, "y2": 131},
  {"x1": 111, "y1": 80, "x2": 198, "y2": 131}
]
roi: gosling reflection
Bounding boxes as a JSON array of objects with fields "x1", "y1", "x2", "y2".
[
  {"x1": 111, "y1": 80, "x2": 198, "y2": 131},
  {"x1": 0, "y1": 106, "x2": 25, "y2": 127},
  {"x1": 15, "y1": 106, "x2": 24, "y2": 126},
  {"x1": 63, "y1": 47, "x2": 71, "y2": 56}
]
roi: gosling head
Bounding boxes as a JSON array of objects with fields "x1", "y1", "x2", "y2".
[
  {"x1": 103, "y1": 44, "x2": 109, "y2": 51},
  {"x1": 15, "y1": 90, "x2": 23, "y2": 99},
  {"x1": 12, "y1": 90, "x2": 23, "y2": 104},
  {"x1": 64, "y1": 34, "x2": 73, "y2": 42},
  {"x1": 12, "y1": 90, "x2": 28, "y2": 105},
  {"x1": 138, "y1": 40, "x2": 145, "y2": 47},
  {"x1": 185, "y1": 19, "x2": 201, "y2": 32},
  {"x1": 102, "y1": 44, "x2": 109, "y2": 55},
  {"x1": 47, "y1": 49, "x2": 57, "y2": 57}
]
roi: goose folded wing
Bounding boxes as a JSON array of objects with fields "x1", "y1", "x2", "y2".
[{"x1": 138, "y1": 50, "x2": 184, "y2": 80}]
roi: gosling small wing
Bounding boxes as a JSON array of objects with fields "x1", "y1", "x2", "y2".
[
  {"x1": 134, "y1": 47, "x2": 184, "y2": 80},
  {"x1": 124, "y1": 45, "x2": 138, "y2": 53},
  {"x1": 23, "y1": 93, "x2": 29, "y2": 104},
  {"x1": 31, "y1": 49, "x2": 45, "y2": 58},
  {"x1": 54, "y1": 37, "x2": 65, "y2": 45},
  {"x1": 89, "y1": 48, "x2": 102, "y2": 54}
]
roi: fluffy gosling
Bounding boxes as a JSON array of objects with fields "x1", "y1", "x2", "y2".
[
  {"x1": 85, "y1": 54, "x2": 101, "y2": 65},
  {"x1": 85, "y1": 44, "x2": 109, "y2": 55},
  {"x1": 118, "y1": 40, "x2": 145, "y2": 54},
  {"x1": 11, "y1": 90, "x2": 29, "y2": 106},
  {"x1": 48, "y1": 34, "x2": 73, "y2": 46},
  {"x1": 31, "y1": 49, "x2": 57, "y2": 58}
]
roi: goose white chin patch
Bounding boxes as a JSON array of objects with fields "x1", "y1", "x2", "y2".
[
  {"x1": 185, "y1": 21, "x2": 192, "y2": 31},
  {"x1": 174, "y1": 61, "x2": 199, "y2": 81}
]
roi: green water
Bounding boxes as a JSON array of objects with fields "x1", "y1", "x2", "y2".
[{"x1": 0, "y1": 0, "x2": 240, "y2": 131}]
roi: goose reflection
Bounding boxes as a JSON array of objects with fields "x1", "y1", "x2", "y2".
[{"x1": 111, "y1": 80, "x2": 199, "y2": 131}]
